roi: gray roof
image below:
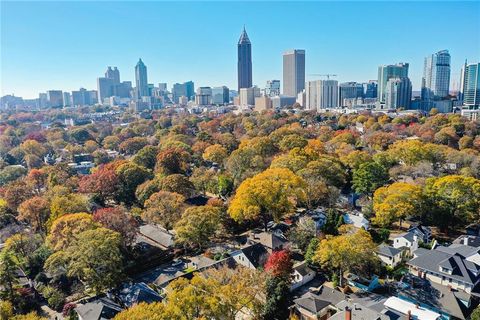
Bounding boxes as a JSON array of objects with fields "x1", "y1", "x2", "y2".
[
  {"x1": 75, "y1": 298, "x2": 122, "y2": 320},
  {"x1": 397, "y1": 231, "x2": 416, "y2": 242},
  {"x1": 330, "y1": 300, "x2": 389, "y2": 320},
  {"x1": 309, "y1": 285, "x2": 346, "y2": 306},
  {"x1": 377, "y1": 244, "x2": 402, "y2": 257},
  {"x1": 294, "y1": 262, "x2": 314, "y2": 277},
  {"x1": 250, "y1": 231, "x2": 287, "y2": 250},
  {"x1": 408, "y1": 245, "x2": 480, "y2": 286},
  {"x1": 138, "y1": 224, "x2": 174, "y2": 249},
  {"x1": 241, "y1": 243, "x2": 269, "y2": 268},
  {"x1": 412, "y1": 247, "x2": 430, "y2": 257},
  {"x1": 293, "y1": 293, "x2": 331, "y2": 314},
  {"x1": 453, "y1": 235, "x2": 480, "y2": 248}
]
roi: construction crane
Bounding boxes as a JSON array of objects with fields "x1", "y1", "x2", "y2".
[{"x1": 308, "y1": 74, "x2": 338, "y2": 80}]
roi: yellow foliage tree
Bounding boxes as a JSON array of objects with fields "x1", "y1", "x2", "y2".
[
  {"x1": 373, "y1": 182, "x2": 423, "y2": 227},
  {"x1": 228, "y1": 168, "x2": 305, "y2": 230},
  {"x1": 202, "y1": 144, "x2": 228, "y2": 165}
]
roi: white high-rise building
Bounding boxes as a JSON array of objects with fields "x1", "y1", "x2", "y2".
[
  {"x1": 306, "y1": 80, "x2": 338, "y2": 111},
  {"x1": 239, "y1": 86, "x2": 260, "y2": 107},
  {"x1": 265, "y1": 80, "x2": 281, "y2": 97},
  {"x1": 422, "y1": 50, "x2": 451, "y2": 100},
  {"x1": 283, "y1": 50, "x2": 305, "y2": 96},
  {"x1": 195, "y1": 87, "x2": 212, "y2": 105}
]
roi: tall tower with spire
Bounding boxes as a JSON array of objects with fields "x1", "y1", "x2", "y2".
[
  {"x1": 135, "y1": 58, "x2": 149, "y2": 99},
  {"x1": 237, "y1": 26, "x2": 252, "y2": 92}
]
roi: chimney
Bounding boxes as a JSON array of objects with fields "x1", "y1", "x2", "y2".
[
  {"x1": 406, "y1": 310, "x2": 412, "y2": 320},
  {"x1": 345, "y1": 306, "x2": 351, "y2": 320},
  {"x1": 464, "y1": 236, "x2": 469, "y2": 246}
]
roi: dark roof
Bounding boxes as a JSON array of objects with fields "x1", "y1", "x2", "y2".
[
  {"x1": 294, "y1": 293, "x2": 331, "y2": 314},
  {"x1": 138, "y1": 224, "x2": 174, "y2": 249},
  {"x1": 294, "y1": 262, "x2": 314, "y2": 277},
  {"x1": 75, "y1": 297, "x2": 122, "y2": 320},
  {"x1": 453, "y1": 235, "x2": 480, "y2": 248},
  {"x1": 310, "y1": 285, "x2": 346, "y2": 306},
  {"x1": 250, "y1": 231, "x2": 287, "y2": 250},
  {"x1": 116, "y1": 282, "x2": 161, "y2": 308},
  {"x1": 241, "y1": 243, "x2": 268, "y2": 268},
  {"x1": 377, "y1": 244, "x2": 402, "y2": 257}
]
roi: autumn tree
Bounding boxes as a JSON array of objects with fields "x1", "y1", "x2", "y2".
[
  {"x1": 228, "y1": 168, "x2": 305, "y2": 230},
  {"x1": 0, "y1": 249, "x2": 19, "y2": 301},
  {"x1": 160, "y1": 174, "x2": 195, "y2": 198},
  {"x1": 114, "y1": 302, "x2": 166, "y2": 320},
  {"x1": 115, "y1": 162, "x2": 152, "y2": 205},
  {"x1": 118, "y1": 137, "x2": 149, "y2": 155},
  {"x1": 45, "y1": 228, "x2": 123, "y2": 294},
  {"x1": 155, "y1": 147, "x2": 191, "y2": 175},
  {"x1": 313, "y1": 227, "x2": 378, "y2": 286},
  {"x1": 425, "y1": 175, "x2": 480, "y2": 232},
  {"x1": 264, "y1": 250, "x2": 293, "y2": 279},
  {"x1": 174, "y1": 205, "x2": 221, "y2": 249},
  {"x1": 93, "y1": 207, "x2": 138, "y2": 248},
  {"x1": 132, "y1": 145, "x2": 158, "y2": 170},
  {"x1": 79, "y1": 165, "x2": 119, "y2": 205},
  {"x1": 46, "y1": 213, "x2": 98, "y2": 251},
  {"x1": 288, "y1": 217, "x2": 317, "y2": 252},
  {"x1": 142, "y1": 191, "x2": 186, "y2": 230},
  {"x1": 49, "y1": 193, "x2": 89, "y2": 226},
  {"x1": 17, "y1": 196, "x2": 50, "y2": 233},
  {"x1": 202, "y1": 144, "x2": 228, "y2": 165},
  {"x1": 373, "y1": 182, "x2": 424, "y2": 227}
]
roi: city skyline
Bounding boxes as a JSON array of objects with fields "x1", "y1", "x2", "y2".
[{"x1": 1, "y1": 1, "x2": 479, "y2": 98}]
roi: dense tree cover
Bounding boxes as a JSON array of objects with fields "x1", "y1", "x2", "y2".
[{"x1": 0, "y1": 107, "x2": 479, "y2": 316}]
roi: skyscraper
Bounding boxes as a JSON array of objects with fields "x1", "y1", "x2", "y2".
[
  {"x1": 283, "y1": 49, "x2": 305, "y2": 96},
  {"x1": 211, "y1": 86, "x2": 229, "y2": 105},
  {"x1": 46, "y1": 90, "x2": 63, "y2": 108},
  {"x1": 265, "y1": 80, "x2": 281, "y2": 97},
  {"x1": 377, "y1": 63, "x2": 409, "y2": 103},
  {"x1": 339, "y1": 82, "x2": 364, "y2": 106},
  {"x1": 461, "y1": 62, "x2": 480, "y2": 108},
  {"x1": 385, "y1": 77, "x2": 412, "y2": 109},
  {"x1": 306, "y1": 80, "x2": 338, "y2": 110},
  {"x1": 135, "y1": 58, "x2": 149, "y2": 99},
  {"x1": 237, "y1": 27, "x2": 252, "y2": 92},
  {"x1": 364, "y1": 81, "x2": 378, "y2": 99},
  {"x1": 172, "y1": 81, "x2": 195, "y2": 103},
  {"x1": 105, "y1": 67, "x2": 120, "y2": 84},
  {"x1": 422, "y1": 50, "x2": 451, "y2": 100}
]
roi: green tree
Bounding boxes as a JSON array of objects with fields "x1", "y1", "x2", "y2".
[
  {"x1": 0, "y1": 250, "x2": 19, "y2": 301},
  {"x1": 352, "y1": 161, "x2": 389, "y2": 195},
  {"x1": 132, "y1": 145, "x2": 158, "y2": 169},
  {"x1": 174, "y1": 205, "x2": 221, "y2": 249},
  {"x1": 115, "y1": 162, "x2": 152, "y2": 205}
]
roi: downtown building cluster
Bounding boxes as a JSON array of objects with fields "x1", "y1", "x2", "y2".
[{"x1": 2, "y1": 28, "x2": 479, "y2": 119}]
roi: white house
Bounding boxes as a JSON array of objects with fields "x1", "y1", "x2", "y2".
[
  {"x1": 230, "y1": 243, "x2": 269, "y2": 270},
  {"x1": 291, "y1": 262, "x2": 316, "y2": 291},
  {"x1": 377, "y1": 244, "x2": 403, "y2": 268},
  {"x1": 392, "y1": 231, "x2": 419, "y2": 255},
  {"x1": 343, "y1": 213, "x2": 369, "y2": 230}
]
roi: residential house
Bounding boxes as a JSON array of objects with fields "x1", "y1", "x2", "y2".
[
  {"x1": 376, "y1": 244, "x2": 403, "y2": 268},
  {"x1": 231, "y1": 243, "x2": 269, "y2": 270},
  {"x1": 408, "y1": 243, "x2": 480, "y2": 293},
  {"x1": 114, "y1": 282, "x2": 162, "y2": 308},
  {"x1": 75, "y1": 297, "x2": 122, "y2": 320},
  {"x1": 248, "y1": 231, "x2": 287, "y2": 252},
  {"x1": 291, "y1": 262, "x2": 316, "y2": 291},
  {"x1": 137, "y1": 224, "x2": 174, "y2": 250},
  {"x1": 408, "y1": 223, "x2": 432, "y2": 244},
  {"x1": 343, "y1": 213, "x2": 369, "y2": 230},
  {"x1": 392, "y1": 231, "x2": 419, "y2": 256},
  {"x1": 329, "y1": 301, "x2": 389, "y2": 320},
  {"x1": 466, "y1": 224, "x2": 480, "y2": 237},
  {"x1": 291, "y1": 286, "x2": 345, "y2": 320},
  {"x1": 384, "y1": 297, "x2": 441, "y2": 320}
]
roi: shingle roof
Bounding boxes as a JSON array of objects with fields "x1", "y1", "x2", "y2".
[
  {"x1": 293, "y1": 293, "x2": 331, "y2": 314},
  {"x1": 377, "y1": 244, "x2": 402, "y2": 257},
  {"x1": 330, "y1": 300, "x2": 389, "y2": 320},
  {"x1": 138, "y1": 224, "x2": 174, "y2": 249},
  {"x1": 241, "y1": 243, "x2": 268, "y2": 268},
  {"x1": 75, "y1": 298, "x2": 122, "y2": 320}
]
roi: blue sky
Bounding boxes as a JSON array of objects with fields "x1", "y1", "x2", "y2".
[{"x1": 1, "y1": 1, "x2": 479, "y2": 98}]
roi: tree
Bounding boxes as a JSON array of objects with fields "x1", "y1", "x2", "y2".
[
  {"x1": 2, "y1": 180, "x2": 34, "y2": 211},
  {"x1": 373, "y1": 182, "x2": 423, "y2": 227},
  {"x1": 471, "y1": 306, "x2": 480, "y2": 320},
  {"x1": 264, "y1": 250, "x2": 293, "y2": 279},
  {"x1": 132, "y1": 145, "x2": 158, "y2": 169},
  {"x1": 11, "y1": 312, "x2": 48, "y2": 320},
  {"x1": 17, "y1": 196, "x2": 50, "y2": 233},
  {"x1": 47, "y1": 213, "x2": 98, "y2": 251},
  {"x1": 45, "y1": 228, "x2": 123, "y2": 294},
  {"x1": 115, "y1": 162, "x2": 152, "y2": 205},
  {"x1": 202, "y1": 144, "x2": 228, "y2": 164},
  {"x1": 118, "y1": 137, "x2": 149, "y2": 155},
  {"x1": 0, "y1": 165, "x2": 27, "y2": 186},
  {"x1": 93, "y1": 207, "x2": 138, "y2": 248},
  {"x1": 289, "y1": 217, "x2": 317, "y2": 252},
  {"x1": 79, "y1": 165, "x2": 119, "y2": 205},
  {"x1": 313, "y1": 227, "x2": 378, "y2": 286},
  {"x1": 0, "y1": 300, "x2": 14, "y2": 320},
  {"x1": 155, "y1": 147, "x2": 190, "y2": 175},
  {"x1": 49, "y1": 193, "x2": 89, "y2": 227},
  {"x1": 160, "y1": 174, "x2": 195, "y2": 198},
  {"x1": 352, "y1": 161, "x2": 389, "y2": 195},
  {"x1": 114, "y1": 302, "x2": 166, "y2": 320},
  {"x1": 263, "y1": 276, "x2": 291, "y2": 320},
  {"x1": 228, "y1": 168, "x2": 305, "y2": 230},
  {"x1": 174, "y1": 205, "x2": 221, "y2": 249},
  {"x1": 425, "y1": 175, "x2": 480, "y2": 232},
  {"x1": 0, "y1": 250, "x2": 19, "y2": 301},
  {"x1": 305, "y1": 237, "x2": 320, "y2": 266},
  {"x1": 278, "y1": 134, "x2": 308, "y2": 152},
  {"x1": 142, "y1": 191, "x2": 186, "y2": 230},
  {"x1": 189, "y1": 166, "x2": 217, "y2": 195}
]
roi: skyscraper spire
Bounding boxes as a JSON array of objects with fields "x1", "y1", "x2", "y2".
[{"x1": 237, "y1": 27, "x2": 252, "y2": 91}]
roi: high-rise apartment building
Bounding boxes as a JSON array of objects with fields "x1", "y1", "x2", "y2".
[
  {"x1": 47, "y1": 90, "x2": 63, "y2": 108},
  {"x1": 239, "y1": 87, "x2": 260, "y2": 107},
  {"x1": 306, "y1": 80, "x2": 338, "y2": 110},
  {"x1": 378, "y1": 63, "x2": 409, "y2": 103},
  {"x1": 385, "y1": 77, "x2": 412, "y2": 109},
  {"x1": 461, "y1": 62, "x2": 480, "y2": 108},
  {"x1": 135, "y1": 59, "x2": 149, "y2": 99},
  {"x1": 339, "y1": 82, "x2": 364, "y2": 106},
  {"x1": 364, "y1": 81, "x2": 378, "y2": 98},
  {"x1": 422, "y1": 50, "x2": 451, "y2": 100},
  {"x1": 237, "y1": 27, "x2": 252, "y2": 92},
  {"x1": 195, "y1": 87, "x2": 212, "y2": 105},
  {"x1": 265, "y1": 80, "x2": 281, "y2": 97},
  {"x1": 283, "y1": 49, "x2": 305, "y2": 96},
  {"x1": 211, "y1": 86, "x2": 229, "y2": 105},
  {"x1": 63, "y1": 92, "x2": 71, "y2": 107}
]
